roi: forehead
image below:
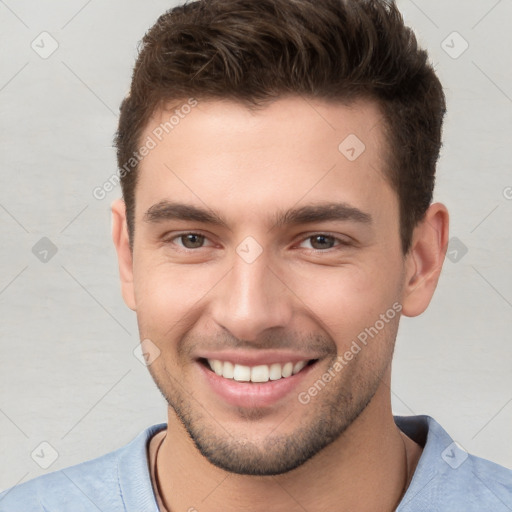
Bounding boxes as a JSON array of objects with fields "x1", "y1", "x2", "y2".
[{"x1": 134, "y1": 96, "x2": 396, "y2": 229}]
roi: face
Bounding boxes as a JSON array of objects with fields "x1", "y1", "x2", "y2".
[{"x1": 120, "y1": 96, "x2": 410, "y2": 475}]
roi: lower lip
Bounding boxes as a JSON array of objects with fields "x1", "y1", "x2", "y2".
[{"x1": 197, "y1": 360, "x2": 318, "y2": 408}]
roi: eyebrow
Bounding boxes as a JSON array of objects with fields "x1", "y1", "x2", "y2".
[
  {"x1": 144, "y1": 201, "x2": 230, "y2": 229},
  {"x1": 143, "y1": 200, "x2": 372, "y2": 229},
  {"x1": 271, "y1": 202, "x2": 372, "y2": 228}
]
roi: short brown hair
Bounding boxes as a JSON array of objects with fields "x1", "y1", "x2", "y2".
[{"x1": 114, "y1": 0, "x2": 446, "y2": 253}]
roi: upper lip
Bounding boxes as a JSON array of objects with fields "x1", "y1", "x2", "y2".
[{"x1": 196, "y1": 350, "x2": 320, "y2": 366}]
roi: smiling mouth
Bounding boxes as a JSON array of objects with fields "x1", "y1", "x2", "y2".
[{"x1": 199, "y1": 358, "x2": 318, "y2": 383}]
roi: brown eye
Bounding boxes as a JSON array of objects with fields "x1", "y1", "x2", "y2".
[
  {"x1": 307, "y1": 234, "x2": 337, "y2": 250},
  {"x1": 178, "y1": 233, "x2": 206, "y2": 249}
]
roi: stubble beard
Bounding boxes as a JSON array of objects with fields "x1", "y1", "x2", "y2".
[{"x1": 149, "y1": 351, "x2": 389, "y2": 476}]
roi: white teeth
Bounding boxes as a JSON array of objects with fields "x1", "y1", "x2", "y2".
[
  {"x1": 211, "y1": 359, "x2": 223, "y2": 376},
  {"x1": 281, "y1": 362, "x2": 293, "y2": 378},
  {"x1": 233, "y1": 364, "x2": 251, "y2": 382},
  {"x1": 292, "y1": 360, "x2": 307, "y2": 375},
  {"x1": 206, "y1": 359, "x2": 311, "y2": 383},
  {"x1": 269, "y1": 363, "x2": 282, "y2": 381},
  {"x1": 223, "y1": 361, "x2": 234, "y2": 379},
  {"x1": 251, "y1": 365, "x2": 269, "y2": 383}
]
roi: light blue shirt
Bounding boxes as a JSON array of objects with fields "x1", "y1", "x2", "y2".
[{"x1": 0, "y1": 415, "x2": 510, "y2": 511}]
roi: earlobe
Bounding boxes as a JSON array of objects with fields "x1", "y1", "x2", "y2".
[
  {"x1": 401, "y1": 203, "x2": 449, "y2": 317},
  {"x1": 111, "y1": 199, "x2": 137, "y2": 311}
]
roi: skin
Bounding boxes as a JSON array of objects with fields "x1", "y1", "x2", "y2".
[{"x1": 112, "y1": 96, "x2": 449, "y2": 512}]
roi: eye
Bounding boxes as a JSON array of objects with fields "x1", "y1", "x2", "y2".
[
  {"x1": 169, "y1": 232, "x2": 211, "y2": 250},
  {"x1": 298, "y1": 234, "x2": 348, "y2": 251}
]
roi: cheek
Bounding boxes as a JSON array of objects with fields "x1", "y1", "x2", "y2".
[
  {"x1": 286, "y1": 258, "x2": 402, "y2": 345},
  {"x1": 132, "y1": 259, "x2": 221, "y2": 335}
]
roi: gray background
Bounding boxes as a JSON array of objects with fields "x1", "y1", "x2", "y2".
[{"x1": 0, "y1": 0, "x2": 511, "y2": 492}]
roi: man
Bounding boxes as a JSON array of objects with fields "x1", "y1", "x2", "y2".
[{"x1": 1, "y1": 0, "x2": 510, "y2": 510}]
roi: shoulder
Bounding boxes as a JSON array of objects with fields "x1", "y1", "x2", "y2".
[
  {"x1": 0, "y1": 451, "x2": 120, "y2": 512},
  {"x1": 424, "y1": 451, "x2": 512, "y2": 511},
  {"x1": 396, "y1": 415, "x2": 512, "y2": 511},
  {"x1": 456, "y1": 451, "x2": 512, "y2": 508},
  {"x1": 0, "y1": 423, "x2": 166, "y2": 512}
]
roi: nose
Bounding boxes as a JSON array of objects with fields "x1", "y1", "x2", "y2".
[{"x1": 210, "y1": 249, "x2": 294, "y2": 342}]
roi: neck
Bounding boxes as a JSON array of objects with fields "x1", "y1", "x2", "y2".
[{"x1": 155, "y1": 383, "x2": 422, "y2": 512}]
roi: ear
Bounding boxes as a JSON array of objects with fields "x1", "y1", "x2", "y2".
[
  {"x1": 401, "y1": 202, "x2": 449, "y2": 317},
  {"x1": 111, "y1": 199, "x2": 136, "y2": 311}
]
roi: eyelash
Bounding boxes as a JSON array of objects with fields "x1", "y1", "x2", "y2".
[{"x1": 164, "y1": 231, "x2": 351, "y2": 253}]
